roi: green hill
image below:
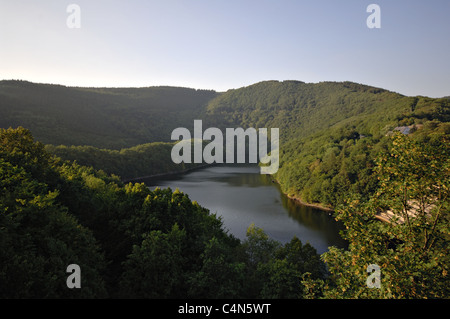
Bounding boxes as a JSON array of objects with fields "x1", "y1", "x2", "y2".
[
  {"x1": 0, "y1": 80, "x2": 218, "y2": 149},
  {"x1": 203, "y1": 80, "x2": 448, "y2": 140},
  {"x1": 1, "y1": 80, "x2": 449, "y2": 298},
  {"x1": 203, "y1": 80, "x2": 450, "y2": 207},
  {"x1": 1, "y1": 80, "x2": 449, "y2": 207}
]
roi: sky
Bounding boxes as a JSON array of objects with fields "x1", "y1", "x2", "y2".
[{"x1": 1, "y1": 0, "x2": 449, "y2": 97}]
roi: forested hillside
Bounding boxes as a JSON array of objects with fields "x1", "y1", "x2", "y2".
[
  {"x1": 0, "y1": 80, "x2": 218, "y2": 149},
  {"x1": 45, "y1": 141, "x2": 201, "y2": 181},
  {"x1": 204, "y1": 81, "x2": 417, "y2": 137},
  {"x1": 1, "y1": 80, "x2": 449, "y2": 298},
  {"x1": 2, "y1": 80, "x2": 449, "y2": 209},
  {"x1": 1, "y1": 127, "x2": 447, "y2": 298},
  {"x1": 0, "y1": 127, "x2": 326, "y2": 298},
  {"x1": 203, "y1": 80, "x2": 450, "y2": 208}
]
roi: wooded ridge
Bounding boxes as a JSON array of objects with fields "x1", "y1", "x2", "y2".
[{"x1": 1, "y1": 79, "x2": 448, "y2": 298}]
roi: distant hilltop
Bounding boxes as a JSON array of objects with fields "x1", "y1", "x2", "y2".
[{"x1": 1, "y1": 79, "x2": 448, "y2": 150}]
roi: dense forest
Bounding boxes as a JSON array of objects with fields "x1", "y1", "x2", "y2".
[
  {"x1": 20, "y1": 80, "x2": 449, "y2": 210},
  {"x1": 201, "y1": 80, "x2": 450, "y2": 209},
  {"x1": 0, "y1": 127, "x2": 326, "y2": 298},
  {"x1": 1, "y1": 127, "x2": 447, "y2": 298},
  {"x1": 45, "y1": 142, "x2": 201, "y2": 181},
  {"x1": 0, "y1": 80, "x2": 218, "y2": 149},
  {"x1": 0, "y1": 80, "x2": 449, "y2": 298}
]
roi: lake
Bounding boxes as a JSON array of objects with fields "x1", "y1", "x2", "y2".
[{"x1": 143, "y1": 164, "x2": 347, "y2": 254}]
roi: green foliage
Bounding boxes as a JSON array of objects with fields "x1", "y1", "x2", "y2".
[
  {"x1": 0, "y1": 128, "x2": 107, "y2": 298},
  {"x1": 1, "y1": 127, "x2": 326, "y2": 298},
  {"x1": 205, "y1": 80, "x2": 412, "y2": 140},
  {"x1": 1, "y1": 79, "x2": 449, "y2": 299},
  {"x1": 240, "y1": 224, "x2": 326, "y2": 299},
  {"x1": 203, "y1": 80, "x2": 449, "y2": 209},
  {"x1": 187, "y1": 236, "x2": 246, "y2": 299},
  {"x1": 45, "y1": 142, "x2": 202, "y2": 181},
  {"x1": 5, "y1": 80, "x2": 447, "y2": 209},
  {"x1": 320, "y1": 132, "x2": 449, "y2": 298},
  {"x1": 242, "y1": 223, "x2": 281, "y2": 267},
  {"x1": 0, "y1": 80, "x2": 218, "y2": 149},
  {"x1": 119, "y1": 224, "x2": 186, "y2": 298}
]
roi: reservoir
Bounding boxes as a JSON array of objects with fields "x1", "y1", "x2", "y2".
[{"x1": 144, "y1": 165, "x2": 347, "y2": 254}]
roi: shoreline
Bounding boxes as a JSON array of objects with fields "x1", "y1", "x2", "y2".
[
  {"x1": 286, "y1": 194, "x2": 335, "y2": 213},
  {"x1": 269, "y1": 176, "x2": 335, "y2": 213},
  {"x1": 124, "y1": 165, "x2": 336, "y2": 214},
  {"x1": 122, "y1": 163, "x2": 214, "y2": 183},
  {"x1": 122, "y1": 163, "x2": 260, "y2": 183}
]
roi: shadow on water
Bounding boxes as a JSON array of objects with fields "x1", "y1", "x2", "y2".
[
  {"x1": 279, "y1": 194, "x2": 348, "y2": 250},
  {"x1": 143, "y1": 164, "x2": 348, "y2": 254}
]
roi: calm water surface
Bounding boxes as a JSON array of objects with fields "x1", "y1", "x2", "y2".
[{"x1": 144, "y1": 165, "x2": 347, "y2": 254}]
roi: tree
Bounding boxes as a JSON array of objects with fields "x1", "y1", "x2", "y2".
[
  {"x1": 0, "y1": 158, "x2": 107, "y2": 298},
  {"x1": 258, "y1": 259, "x2": 303, "y2": 299},
  {"x1": 277, "y1": 237, "x2": 326, "y2": 279},
  {"x1": 321, "y1": 132, "x2": 449, "y2": 298},
  {"x1": 187, "y1": 237, "x2": 245, "y2": 298},
  {"x1": 119, "y1": 224, "x2": 186, "y2": 298},
  {"x1": 242, "y1": 223, "x2": 280, "y2": 268},
  {"x1": 258, "y1": 237, "x2": 326, "y2": 299}
]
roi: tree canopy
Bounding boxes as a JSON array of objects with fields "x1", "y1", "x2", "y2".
[
  {"x1": 0, "y1": 127, "x2": 327, "y2": 298},
  {"x1": 1, "y1": 79, "x2": 449, "y2": 299}
]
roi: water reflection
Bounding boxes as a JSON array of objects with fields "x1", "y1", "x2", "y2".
[
  {"x1": 143, "y1": 164, "x2": 347, "y2": 254},
  {"x1": 280, "y1": 194, "x2": 348, "y2": 250}
]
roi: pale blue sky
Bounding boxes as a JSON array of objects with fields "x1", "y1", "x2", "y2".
[{"x1": 1, "y1": 0, "x2": 449, "y2": 97}]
